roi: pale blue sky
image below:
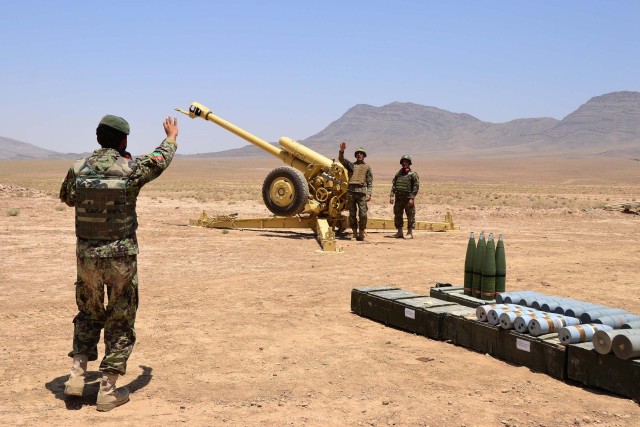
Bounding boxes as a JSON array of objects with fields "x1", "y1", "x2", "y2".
[{"x1": 1, "y1": 0, "x2": 638, "y2": 155}]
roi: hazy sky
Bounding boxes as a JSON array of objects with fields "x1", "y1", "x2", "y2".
[{"x1": 2, "y1": 1, "x2": 638, "y2": 155}]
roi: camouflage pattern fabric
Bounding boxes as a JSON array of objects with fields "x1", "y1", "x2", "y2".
[
  {"x1": 390, "y1": 169, "x2": 419, "y2": 199},
  {"x1": 60, "y1": 137, "x2": 177, "y2": 374},
  {"x1": 338, "y1": 151, "x2": 373, "y2": 196},
  {"x1": 347, "y1": 191, "x2": 368, "y2": 231},
  {"x1": 73, "y1": 154, "x2": 137, "y2": 240},
  {"x1": 391, "y1": 168, "x2": 420, "y2": 230},
  {"x1": 393, "y1": 197, "x2": 416, "y2": 230},
  {"x1": 69, "y1": 255, "x2": 138, "y2": 375},
  {"x1": 60, "y1": 138, "x2": 177, "y2": 258}
]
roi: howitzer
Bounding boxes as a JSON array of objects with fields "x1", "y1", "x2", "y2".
[
  {"x1": 177, "y1": 102, "x2": 349, "y2": 223},
  {"x1": 177, "y1": 102, "x2": 457, "y2": 252}
]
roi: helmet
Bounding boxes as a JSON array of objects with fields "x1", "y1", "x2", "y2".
[
  {"x1": 354, "y1": 147, "x2": 367, "y2": 158},
  {"x1": 400, "y1": 154, "x2": 412, "y2": 165},
  {"x1": 99, "y1": 115, "x2": 130, "y2": 135}
]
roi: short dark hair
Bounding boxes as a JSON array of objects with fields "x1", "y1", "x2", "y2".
[{"x1": 96, "y1": 124, "x2": 126, "y2": 149}]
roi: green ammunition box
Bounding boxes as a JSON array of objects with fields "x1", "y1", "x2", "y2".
[
  {"x1": 567, "y1": 342, "x2": 640, "y2": 400},
  {"x1": 497, "y1": 330, "x2": 567, "y2": 380}
]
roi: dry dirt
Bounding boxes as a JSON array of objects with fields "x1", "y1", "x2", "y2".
[{"x1": 1, "y1": 156, "x2": 639, "y2": 426}]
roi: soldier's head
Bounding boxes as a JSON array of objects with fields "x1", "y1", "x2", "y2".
[
  {"x1": 96, "y1": 115, "x2": 129, "y2": 150},
  {"x1": 400, "y1": 154, "x2": 412, "y2": 168},
  {"x1": 354, "y1": 147, "x2": 367, "y2": 161}
]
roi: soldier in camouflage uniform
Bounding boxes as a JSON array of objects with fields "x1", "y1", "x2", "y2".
[
  {"x1": 338, "y1": 142, "x2": 373, "y2": 241},
  {"x1": 389, "y1": 155, "x2": 419, "y2": 239},
  {"x1": 59, "y1": 114, "x2": 179, "y2": 411}
]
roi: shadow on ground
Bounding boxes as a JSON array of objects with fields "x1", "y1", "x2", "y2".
[{"x1": 45, "y1": 365, "x2": 153, "y2": 410}]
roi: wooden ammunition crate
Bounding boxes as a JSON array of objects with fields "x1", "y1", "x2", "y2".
[
  {"x1": 351, "y1": 287, "x2": 456, "y2": 337},
  {"x1": 354, "y1": 288, "x2": 421, "y2": 326},
  {"x1": 429, "y1": 285, "x2": 494, "y2": 308},
  {"x1": 388, "y1": 296, "x2": 457, "y2": 337},
  {"x1": 351, "y1": 286, "x2": 398, "y2": 315},
  {"x1": 497, "y1": 331, "x2": 567, "y2": 380},
  {"x1": 443, "y1": 311, "x2": 501, "y2": 356},
  {"x1": 567, "y1": 342, "x2": 640, "y2": 401}
]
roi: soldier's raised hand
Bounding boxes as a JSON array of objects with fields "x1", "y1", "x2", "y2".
[
  {"x1": 164, "y1": 116, "x2": 179, "y2": 140},
  {"x1": 339, "y1": 141, "x2": 347, "y2": 152}
]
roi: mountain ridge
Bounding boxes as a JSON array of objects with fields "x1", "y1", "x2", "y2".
[{"x1": 2, "y1": 91, "x2": 639, "y2": 160}]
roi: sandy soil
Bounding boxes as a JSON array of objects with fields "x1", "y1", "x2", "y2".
[{"x1": 1, "y1": 157, "x2": 639, "y2": 426}]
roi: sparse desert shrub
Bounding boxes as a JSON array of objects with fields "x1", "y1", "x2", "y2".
[{"x1": 6, "y1": 208, "x2": 20, "y2": 216}]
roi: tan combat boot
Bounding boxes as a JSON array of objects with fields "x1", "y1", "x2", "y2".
[
  {"x1": 393, "y1": 228, "x2": 404, "y2": 239},
  {"x1": 356, "y1": 229, "x2": 365, "y2": 241},
  {"x1": 406, "y1": 228, "x2": 414, "y2": 239},
  {"x1": 351, "y1": 228, "x2": 358, "y2": 240},
  {"x1": 64, "y1": 354, "x2": 88, "y2": 396},
  {"x1": 96, "y1": 372, "x2": 130, "y2": 412}
]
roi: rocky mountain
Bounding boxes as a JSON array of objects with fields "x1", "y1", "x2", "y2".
[{"x1": 2, "y1": 91, "x2": 640, "y2": 159}]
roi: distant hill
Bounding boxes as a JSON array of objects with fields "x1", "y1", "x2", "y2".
[
  {"x1": 0, "y1": 136, "x2": 82, "y2": 160},
  {"x1": 3, "y1": 91, "x2": 640, "y2": 159}
]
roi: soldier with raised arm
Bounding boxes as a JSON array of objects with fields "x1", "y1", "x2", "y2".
[
  {"x1": 338, "y1": 141, "x2": 373, "y2": 241},
  {"x1": 59, "y1": 114, "x2": 179, "y2": 411}
]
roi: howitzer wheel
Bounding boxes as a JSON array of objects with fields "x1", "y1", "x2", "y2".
[{"x1": 262, "y1": 166, "x2": 309, "y2": 216}]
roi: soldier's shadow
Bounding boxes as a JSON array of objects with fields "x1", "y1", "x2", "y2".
[{"x1": 45, "y1": 365, "x2": 153, "y2": 410}]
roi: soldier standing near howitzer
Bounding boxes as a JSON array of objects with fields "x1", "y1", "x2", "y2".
[
  {"x1": 389, "y1": 155, "x2": 419, "y2": 239},
  {"x1": 59, "y1": 114, "x2": 179, "y2": 411},
  {"x1": 338, "y1": 142, "x2": 373, "y2": 241}
]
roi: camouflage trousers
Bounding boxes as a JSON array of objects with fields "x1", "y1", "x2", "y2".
[
  {"x1": 393, "y1": 196, "x2": 416, "y2": 230},
  {"x1": 69, "y1": 255, "x2": 138, "y2": 375},
  {"x1": 347, "y1": 191, "x2": 368, "y2": 230}
]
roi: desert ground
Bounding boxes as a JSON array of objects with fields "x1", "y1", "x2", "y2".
[{"x1": 1, "y1": 155, "x2": 639, "y2": 426}]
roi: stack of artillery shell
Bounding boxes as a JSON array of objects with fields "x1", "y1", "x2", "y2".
[
  {"x1": 514, "y1": 311, "x2": 560, "y2": 333},
  {"x1": 612, "y1": 333, "x2": 640, "y2": 360},
  {"x1": 580, "y1": 308, "x2": 630, "y2": 323},
  {"x1": 592, "y1": 329, "x2": 640, "y2": 356},
  {"x1": 621, "y1": 320, "x2": 640, "y2": 329},
  {"x1": 463, "y1": 232, "x2": 476, "y2": 296},
  {"x1": 481, "y1": 233, "x2": 497, "y2": 301},
  {"x1": 593, "y1": 313, "x2": 640, "y2": 328},
  {"x1": 495, "y1": 291, "x2": 542, "y2": 304},
  {"x1": 558, "y1": 324, "x2": 613, "y2": 345},
  {"x1": 495, "y1": 234, "x2": 506, "y2": 294},
  {"x1": 528, "y1": 315, "x2": 580, "y2": 336},
  {"x1": 487, "y1": 306, "x2": 533, "y2": 326},
  {"x1": 471, "y1": 232, "x2": 485, "y2": 299},
  {"x1": 465, "y1": 232, "x2": 506, "y2": 300},
  {"x1": 556, "y1": 302, "x2": 606, "y2": 316},
  {"x1": 499, "y1": 308, "x2": 540, "y2": 329},
  {"x1": 475, "y1": 303, "x2": 515, "y2": 322}
]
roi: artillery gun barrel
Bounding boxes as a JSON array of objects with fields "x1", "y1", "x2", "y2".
[
  {"x1": 176, "y1": 102, "x2": 284, "y2": 159},
  {"x1": 176, "y1": 102, "x2": 337, "y2": 174}
]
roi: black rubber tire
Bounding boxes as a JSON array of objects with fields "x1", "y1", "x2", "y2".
[{"x1": 262, "y1": 166, "x2": 309, "y2": 216}]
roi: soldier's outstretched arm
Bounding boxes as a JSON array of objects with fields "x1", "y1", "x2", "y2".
[{"x1": 129, "y1": 116, "x2": 179, "y2": 187}]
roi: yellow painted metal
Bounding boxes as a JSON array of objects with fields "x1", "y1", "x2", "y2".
[
  {"x1": 189, "y1": 211, "x2": 314, "y2": 229},
  {"x1": 268, "y1": 176, "x2": 296, "y2": 207},
  {"x1": 189, "y1": 211, "x2": 341, "y2": 252},
  {"x1": 177, "y1": 101, "x2": 458, "y2": 251},
  {"x1": 366, "y1": 212, "x2": 457, "y2": 231},
  {"x1": 312, "y1": 218, "x2": 340, "y2": 252},
  {"x1": 176, "y1": 102, "x2": 349, "y2": 221}
]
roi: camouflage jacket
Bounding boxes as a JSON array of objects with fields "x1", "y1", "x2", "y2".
[
  {"x1": 60, "y1": 138, "x2": 177, "y2": 258},
  {"x1": 338, "y1": 151, "x2": 373, "y2": 195},
  {"x1": 390, "y1": 168, "x2": 419, "y2": 199}
]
